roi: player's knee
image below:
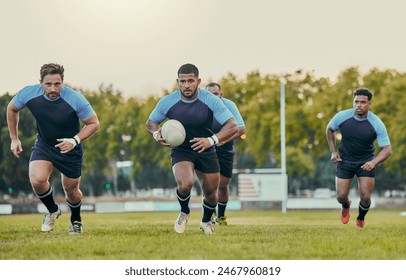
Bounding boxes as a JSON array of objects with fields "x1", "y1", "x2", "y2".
[
  {"x1": 203, "y1": 191, "x2": 217, "y2": 205},
  {"x1": 218, "y1": 185, "x2": 228, "y2": 196},
  {"x1": 359, "y1": 196, "x2": 371, "y2": 207},
  {"x1": 29, "y1": 174, "x2": 48, "y2": 188},
  {"x1": 65, "y1": 187, "x2": 82, "y2": 203},
  {"x1": 336, "y1": 194, "x2": 348, "y2": 204},
  {"x1": 177, "y1": 181, "x2": 193, "y2": 194}
]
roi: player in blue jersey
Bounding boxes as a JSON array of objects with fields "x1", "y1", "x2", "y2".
[
  {"x1": 206, "y1": 82, "x2": 246, "y2": 226},
  {"x1": 326, "y1": 88, "x2": 391, "y2": 227},
  {"x1": 146, "y1": 64, "x2": 238, "y2": 235},
  {"x1": 7, "y1": 63, "x2": 100, "y2": 234}
]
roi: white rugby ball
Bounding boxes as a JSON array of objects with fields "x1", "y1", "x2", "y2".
[{"x1": 161, "y1": 119, "x2": 186, "y2": 147}]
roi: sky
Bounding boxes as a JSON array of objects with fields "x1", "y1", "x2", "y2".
[{"x1": 1, "y1": 0, "x2": 406, "y2": 99}]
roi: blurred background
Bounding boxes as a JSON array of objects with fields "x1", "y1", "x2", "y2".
[{"x1": 1, "y1": 1, "x2": 405, "y2": 212}]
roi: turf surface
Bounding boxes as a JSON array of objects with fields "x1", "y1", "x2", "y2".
[{"x1": 1, "y1": 209, "x2": 405, "y2": 260}]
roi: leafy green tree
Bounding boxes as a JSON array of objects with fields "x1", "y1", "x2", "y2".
[
  {"x1": 1, "y1": 66, "x2": 405, "y2": 197},
  {"x1": 0, "y1": 93, "x2": 38, "y2": 195},
  {"x1": 78, "y1": 85, "x2": 128, "y2": 196},
  {"x1": 372, "y1": 74, "x2": 406, "y2": 183}
]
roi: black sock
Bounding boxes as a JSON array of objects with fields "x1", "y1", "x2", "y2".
[
  {"x1": 357, "y1": 202, "x2": 370, "y2": 220},
  {"x1": 217, "y1": 201, "x2": 228, "y2": 217},
  {"x1": 67, "y1": 200, "x2": 82, "y2": 223},
  {"x1": 176, "y1": 189, "x2": 191, "y2": 214},
  {"x1": 36, "y1": 186, "x2": 58, "y2": 213},
  {"x1": 202, "y1": 200, "x2": 217, "y2": 223}
]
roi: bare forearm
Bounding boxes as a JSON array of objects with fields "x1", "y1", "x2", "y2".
[
  {"x1": 77, "y1": 114, "x2": 100, "y2": 142},
  {"x1": 220, "y1": 126, "x2": 245, "y2": 145},
  {"x1": 146, "y1": 120, "x2": 160, "y2": 134},
  {"x1": 372, "y1": 145, "x2": 392, "y2": 165},
  {"x1": 215, "y1": 119, "x2": 238, "y2": 143},
  {"x1": 7, "y1": 104, "x2": 20, "y2": 141},
  {"x1": 78, "y1": 123, "x2": 99, "y2": 142},
  {"x1": 326, "y1": 127, "x2": 337, "y2": 152}
]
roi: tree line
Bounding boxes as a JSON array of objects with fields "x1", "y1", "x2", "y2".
[{"x1": 0, "y1": 66, "x2": 405, "y2": 198}]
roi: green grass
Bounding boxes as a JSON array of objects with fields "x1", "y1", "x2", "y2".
[{"x1": 1, "y1": 209, "x2": 405, "y2": 260}]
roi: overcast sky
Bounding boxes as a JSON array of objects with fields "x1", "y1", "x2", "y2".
[{"x1": 1, "y1": 0, "x2": 406, "y2": 98}]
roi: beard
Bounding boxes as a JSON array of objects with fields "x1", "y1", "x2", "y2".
[
  {"x1": 181, "y1": 89, "x2": 197, "y2": 99},
  {"x1": 46, "y1": 91, "x2": 60, "y2": 100}
]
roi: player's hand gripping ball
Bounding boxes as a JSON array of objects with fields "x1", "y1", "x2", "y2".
[{"x1": 161, "y1": 119, "x2": 186, "y2": 147}]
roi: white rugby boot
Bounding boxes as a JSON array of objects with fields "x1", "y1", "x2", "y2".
[
  {"x1": 200, "y1": 221, "x2": 215, "y2": 235},
  {"x1": 41, "y1": 207, "x2": 62, "y2": 232},
  {"x1": 174, "y1": 212, "x2": 189, "y2": 233}
]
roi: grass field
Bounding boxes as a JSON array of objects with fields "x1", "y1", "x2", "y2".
[{"x1": 1, "y1": 209, "x2": 405, "y2": 260}]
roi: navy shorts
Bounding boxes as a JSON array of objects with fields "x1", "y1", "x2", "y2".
[
  {"x1": 30, "y1": 139, "x2": 83, "y2": 178},
  {"x1": 336, "y1": 161, "x2": 375, "y2": 179},
  {"x1": 217, "y1": 151, "x2": 234, "y2": 178},
  {"x1": 171, "y1": 148, "x2": 220, "y2": 173}
]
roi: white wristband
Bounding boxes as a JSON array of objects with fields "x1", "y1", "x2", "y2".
[
  {"x1": 207, "y1": 137, "x2": 215, "y2": 146},
  {"x1": 73, "y1": 135, "x2": 81, "y2": 145},
  {"x1": 153, "y1": 131, "x2": 160, "y2": 141},
  {"x1": 211, "y1": 135, "x2": 219, "y2": 145}
]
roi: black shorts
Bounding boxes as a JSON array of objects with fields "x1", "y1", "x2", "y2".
[
  {"x1": 171, "y1": 148, "x2": 219, "y2": 173},
  {"x1": 336, "y1": 161, "x2": 375, "y2": 179},
  {"x1": 30, "y1": 139, "x2": 83, "y2": 178},
  {"x1": 217, "y1": 151, "x2": 234, "y2": 178}
]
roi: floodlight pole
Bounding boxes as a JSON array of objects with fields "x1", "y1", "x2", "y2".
[{"x1": 280, "y1": 80, "x2": 287, "y2": 213}]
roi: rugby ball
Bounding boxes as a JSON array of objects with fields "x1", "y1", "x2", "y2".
[{"x1": 161, "y1": 119, "x2": 186, "y2": 147}]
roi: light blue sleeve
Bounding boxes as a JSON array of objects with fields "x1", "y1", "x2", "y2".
[
  {"x1": 223, "y1": 98, "x2": 245, "y2": 127},
  {"x1": 12, "y1": 85, "x2": 43, "y2": 110},
  {"x1": 61, "y1": 87, "x2": 95, "y2": 120},
  {"x1": 148, "y1": 91, "x2": 180, "y2": 124},
  {"x1": 327, "y1": 109, "x2": 353, "y2": 131},
  {"x1": 199, "y1": 89, "x2": 233, "y2": 125},
  {"x1": 368, "y1": 113, "x2": 391, "y2": 147}
]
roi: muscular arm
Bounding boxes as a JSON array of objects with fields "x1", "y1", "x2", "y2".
[
  {"x1": 218, "y1": 125, "x2": 246, "y2": 146},
  {"x1": 373, "y1": 145, "x2": 392, "y2": 165},
  {"x1": 215, "y1": 118, "x2": 238, "y2": 144},
  {"x1": 77, "y1": 113, "x2": 100, "y2": 142},
  {"x1": 146, "y1": 119, "x2": 160, "y2": 135},
  {"x1": 7, "y1": 101, "x2": 23, "y2": 158},
  {"x1": 362, "y1": 145, "x2": 392, "y2": 171},
  {"x1": 191, "y1": 118, "x2": 238, "y2": 153},
  {"x1": 326, "y1": 126, "x2": 341, "y2": 163},
  {"x1": 55, "y1": 112, "x2": 100, "y2": 153}
]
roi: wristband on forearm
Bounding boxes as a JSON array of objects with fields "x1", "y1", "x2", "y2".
[
  {"x1": 153, "y1": 131, "x2": 160, "y2": 141},
  {"x1": 73, "y1": 135, "x2": 81, "y2": 145},
  {"x1": 207, "y1": 134, "x2": 219, "y2": 147},
  {"x1": 210, "y1": 135, "x2": 219, "y2": 145}
]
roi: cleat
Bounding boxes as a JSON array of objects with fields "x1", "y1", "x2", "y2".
[
  {"x1": 215, "y1": 216, "x2": 228, "y2": 226},
  {"x1": 340, "y1": 199, "x2": 352, "y2": 224},
  {"x1": 174, "y1": 212, "x2": 189, "y2": 233},
  {"x1": 211, "y1": 212, "x2": 217, "y2": 224},
  {"x1": 69, "y1": 221, "x2": 83, "y2": 234},
  {"x1": 356, "y1": 219, "x2": 365, "y2": 228},
  {"x1": 41, "y1": 207, "x2": 62, "y2": 232},
  {"x1": 200, "y1": 221, "x2": 215, "y2": 235}
]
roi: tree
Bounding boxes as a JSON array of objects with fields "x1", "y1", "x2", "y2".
[{"x1": 0, "y1": 93, "x2": 38, "y2": 195}]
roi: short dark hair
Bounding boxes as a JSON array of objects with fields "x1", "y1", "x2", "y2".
[
  {"x1": 354, "y1": 88, "x2": 373, "y2": 101},
  {"x1": 40, "y1": 63, "x2": 64, "y2": 81},
  {"x1": 177, "y1": 63, "x2": 199, "y2": 77},
  {"x1": 206, "y1": 82, "x2": 221, "y2": 89}
]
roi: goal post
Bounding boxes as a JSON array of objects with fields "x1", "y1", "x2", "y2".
[{"x1": 235, "y1": 81, "x2": 288, "y2": 213}]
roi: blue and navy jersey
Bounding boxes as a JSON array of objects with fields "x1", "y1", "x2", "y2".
[
  {"x1": 327, "y1": 108, "x2": 391, "y2": 163},
  {"x1": 212, "y1": 97, "x2": 245, "y2": 156},
  {"x1": 12, "y1": 84, "x2": 95, "y2": 147},
  {"x1": 148, "y1": 88, "x2": 234, "y2": 153}
]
